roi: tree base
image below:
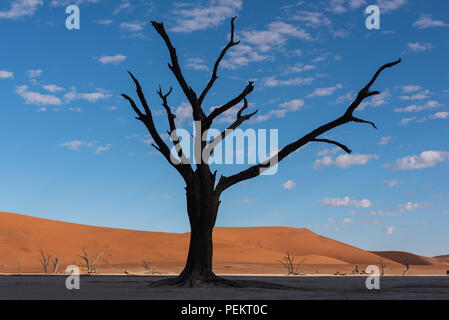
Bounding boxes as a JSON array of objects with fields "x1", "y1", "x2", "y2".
[{"x1": 149, "y1": 272, "x2": 295, "y2": 289}]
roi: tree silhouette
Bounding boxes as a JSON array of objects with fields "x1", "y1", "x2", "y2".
[{"x1": 121, "y1": 17, "x2": 401, "y2": 287}]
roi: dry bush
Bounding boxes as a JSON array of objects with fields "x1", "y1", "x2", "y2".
[
  {"x1": 39, "y1": 250, "x2": 60, "y2": 274},
  {"x1": 77, "y1": 248, "x2": 103, "y2": 275},
  {"x1": 280, "y1": 252, "x2": 305, "y2": 275},
  {"x1": 379, "y1": 257, "x2": 390, "y2": 276}
]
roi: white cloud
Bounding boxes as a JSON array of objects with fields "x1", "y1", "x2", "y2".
[
  {"x1": 401, "y1": 85, "x2": 422, "y2": 93},
  {"x1": 15, "y1": 85, "x2": 62, "y2": 106},
  {"x1": 290, "y1": 10, "x2": 331, "y2": 27},
  {"x1": 221, "y1": 45, "x2": 270, "y2": 69},
  {"x1": 430, "y1": 112, "x2": 449, "y2": 119},
  {"x1": 413, "y1": 14, "x2": 448, "y2": 29},
  {"x1": 377, "y1": 136, "x2": 392, "y2": 145},
  {"x1": 0, "y1": 0, "x2": 43, "y2": 19},
  {"x1": 369, "y1": 210, "x2": 401, "y2": 216},
  {"x1": 169, "y1": 0, "x2": 242, "y2": 33},
  {"x1": 0, "y1": 70, "x2": 13, "y2": 79},
  {"x1": 376, "y1": 0, "x2": 407, "y2": 13},
  {"x1": 174, "y1": 102, "x2": 192, "y2": 124},
  {"x1": 263, "y1": 76, "x2": 314, "y2": 87},
  {"x1": 27, "y1": 69, "x2": 42, "y2": 78},
  {"x1": 279, "y1": 99, "x2": 304, "y2": 111},
  {"x1": 342, "y1": 218, "x2": 353, "y2": 224},
  {"x1": 307, "y1": 84, "x2": 342, "y2": 98},
  {"x1": 60, "y1": 140, "x2": 94, "y2": 151},
  {"x1": 386, "y1": 179, "x2": 399, "y2": 187},
  {"x1": 120, "y1": 21, "x2": 146, "y2": 32},
  {"x1": 282, "y1": 180, "x2": 296, "y2": 190},
  {"x1": 397, "y1": 202, "x2": 432, "y2": 212},
  {"x1": 394, "y1": 100, "x2": 440, "y2": 112},
  {"x1": 50, "y1": 0, "x2": 101, "y2": 6},
  {"x1": 399, "y1": 116, "x2": 417, "y2": 125},
  {"x1": 319, "y1": 196, "x2": 372, "y2": 208},
  {"x1": 400, "y1": 89, "x2": 431, "y2": 100},
  {"x1": 64, "y1": 87, "x2": 111, "y2": 103},
  {"x1": 42, "y1": 84, "x2": 65, "y2": 92},
  {"x1": 314, "y1": 153, "x2": 379, "y2": 169},
  {"x1": 358, "y1": 90, "x2": 390, "y2": 110},
  {"x1": 316, "y1": 148, "x2": 340, "y2": 157},
  {"x1": 98, "y1": 54, "x2": 127, "y2": 65},
  {"x1": 385, "y1": 151, "x2": 449, "y2": 170},
  {"x1": 95, "y1": 144, "x2": 112, "y2": 154},
  {"x1": 408, "y1": 42, "x2": 433, "y2": 52},
  {"x1": 186, "y1": 58, "x2": 209, "y2": 71},
  {"x1": 98, "y1": 19, "x2": 113, "y2": 25},
  {"x1": 384, "y1": 226, "x2": 395, "y2": 235}
]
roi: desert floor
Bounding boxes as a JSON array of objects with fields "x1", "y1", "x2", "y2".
[{"x1": 1, "y1": 275, "x2": 448, "y2": 300}]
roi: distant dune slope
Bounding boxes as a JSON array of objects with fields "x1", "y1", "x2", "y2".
[
  {"x1": 370, "y1": 251, "x2": 448, "y2": 266},
  {"x1": 0, "y1": 211, "x2": 437, "y2": 273},
  {"x1": 433, "y1": 255, "x2": 449, "y2": 263}
]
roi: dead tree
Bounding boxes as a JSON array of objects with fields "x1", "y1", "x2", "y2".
[
  {"x1": 121, "y1": 17, "x2": 401, "y2": 287},
  {"x1": 39, "y1": 250, "x2": 51, "y2": 275},
  {"x1": 77, "y1": 248, "x2": 103, "y2": 275},
  {"x1": 402, "y1": 263, "x2": 410, "y2": 276},
  {"x1": 379, "y1": 257, "x2": 390, "y2": 276},
  {"x1": 52, "y1": 256, "x2": 60, "y2": 274},
  {"x1": 280, "y1": 253, "x2": 305, "y2": 275}
]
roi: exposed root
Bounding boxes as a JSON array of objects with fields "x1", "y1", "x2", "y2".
[{"x1": 149, "y1": 274, "x2": 295, "y2": 289}]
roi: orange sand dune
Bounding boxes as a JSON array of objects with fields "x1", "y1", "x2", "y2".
[
  {"x1": 0, "y1": 211, "x2": 443, "y2": 275},
  {"x1": 434, "y1": 255, "x2": 449, "y2": 263},
  {"x1": 372, "y1": 251, "x2": 448, "y2": 266}
]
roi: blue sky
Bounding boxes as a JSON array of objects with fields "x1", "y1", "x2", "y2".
[{"x1": 0, "y1": 0, "x2": 448, "y2": 256}]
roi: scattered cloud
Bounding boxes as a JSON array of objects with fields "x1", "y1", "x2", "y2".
[
  {"x1": 377, "y1": 136, "x2": 392, "y2": 145},
  {"x1": 186, "y1": 58, "x2": 209, "y2": 71},
  {"x1": 319, "y1": 196, "x2": 372, "y2": 208},
  {"x1": 394, "y1": 100, "x2": 440, "y2": 112},
  {"x1": 60, "y1": 140, "x2": 94, "y2": 151},
  {"x1": 386, "y1": 179, "x2": 399, "y2": 187},
  {"x1": 314, "y1": 153, "x2": 379, "y2": 169},
  {"x1": 369, "y1": 210, "x2": 401, "y2": 216},
  {"x1": 397, "y1": 202, "x2": 433, "y2": 212},
  {"x1": 0, "y1": 70, "x2": 14, "y2": 79},
  {"x1": 42, "y1": 84, "x2": 65, "y2": 92},
  {"x1": 15, "y1": 85, "x2": 62, "y2": 106},
  {"x1": 95, "y1": 144, "x2": 112, "y2": 154},
  {"x1": 385, "y1": 151, "x2": 449, "y2": 170},
  {"x1": 384, "y1": 226, "x2": 395, "y2": 235},
  {"x1": 413, "y1": 13, "x2": 448, "y2": 29},
  {"x1": 307, "y1": 84, "x2": 342, "y2": 98},
  {"x1": 408, "y1": 42, "x2": 433, "y2": 52},
  {"x1": 169, "y1": 0, "x2": 242, "y2": 33},
  {"x1": 27, "y1": 69, "x2": 42, "y2": 78},
  {"x1": 0, "y1": 0, "x2": 43, "y2": 19},
  {"x1": 282, "y1": 180, "x2": 296, "y2": 190},
  {"x1": 97, "y1": 54, "x2": 127, "y2": 65}
]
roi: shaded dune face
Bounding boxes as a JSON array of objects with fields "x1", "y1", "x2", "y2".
[{"x1": 0, "y1": 212, "x2": 446, "y2": 274}]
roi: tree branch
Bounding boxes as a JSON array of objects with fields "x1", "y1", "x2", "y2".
[
  {"x1": 205, "y1": 81, "x2": 254, "y2": 128},
  {"x1": 199, "y1": 17, "x2": 240, "y2": 105},
  {"x1": 157, "y1": 85, "x2": 190, "y2": 164},
  {"x1": 122, "y1": 72, "x2": 193, "y2": 181},
  {"x1": 151, "y1": 21, "x2": 204, "y2": 120},
  {"x1": 312, "y1": 139, "x2": 352, "y2": 154},
  {"x1": 203, "y1": 98, "x2": 258, "y2": 162},
  {"x1": 215, "y1": 59, "x2": 401, "y2": 192}
]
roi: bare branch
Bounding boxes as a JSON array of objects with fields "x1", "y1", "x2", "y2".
[
  {"x1": 199, "y1": 17, "x2": 240, "y2": 104},
  {"x1": 312, "y1": 138, "x2": 352, "y2": 154},
  {"x1": 205, "y1": 81, "x2": 255, "y2": 128},
  {"x1": 157, "y1": 85, "x2": 190, "y2": 164},
  {"x1": 151, "y1": 21, "x2": 204, "y2": 120},
  {"x1": 216, "y1": 59, "x2": 401, "y2": 192},
  {"x1": 204, "y1": 98, "x2": 258, "y2": 162},
  {"x1": 122, "y1": 73, "x2": 193, "y2": 181}
]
